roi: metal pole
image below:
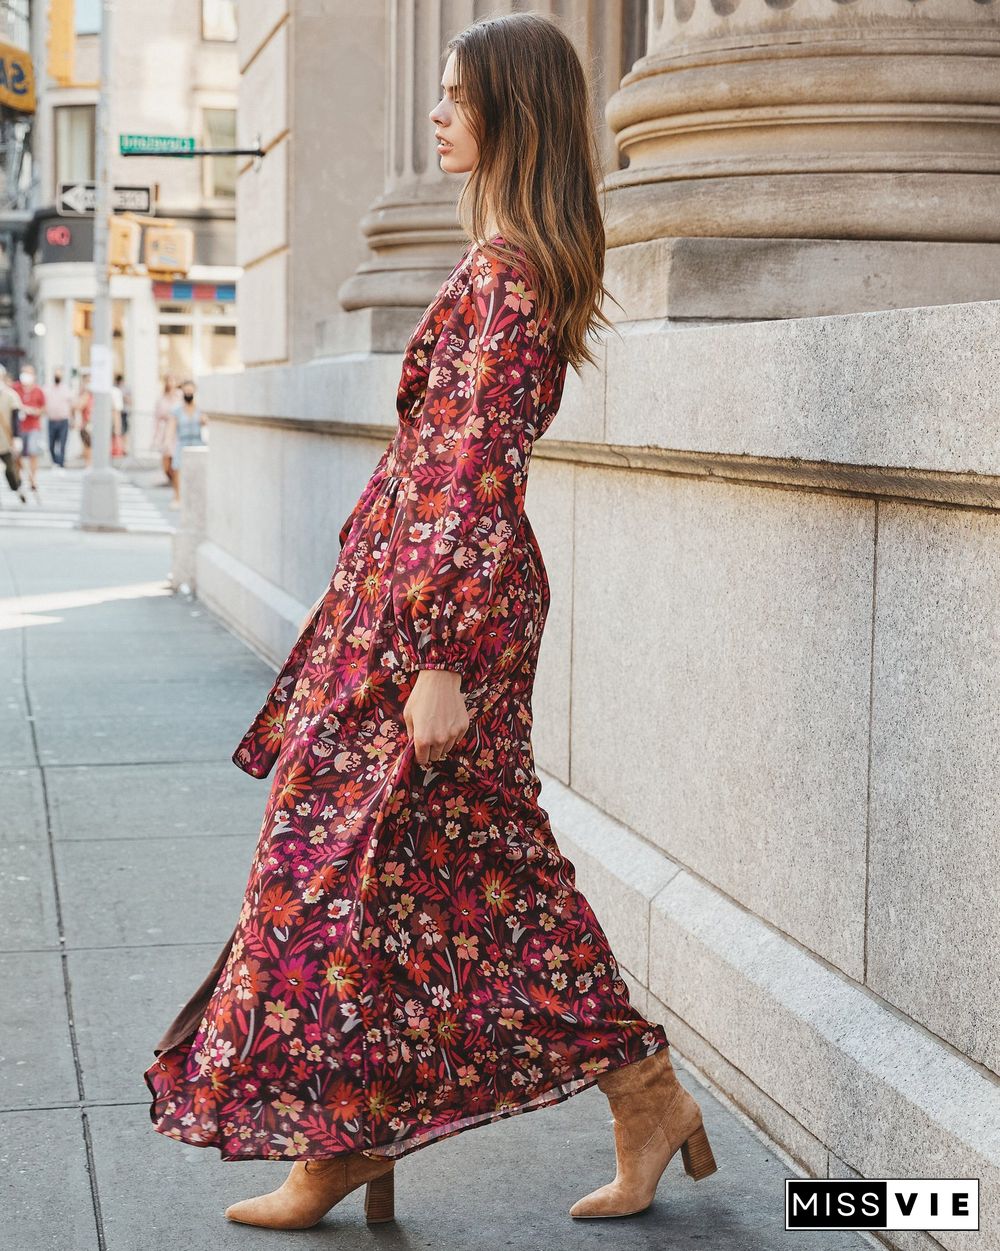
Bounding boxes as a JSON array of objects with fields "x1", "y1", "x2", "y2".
[{"x1": 79, "y1": 0, "x2": 121, "y2": 530}]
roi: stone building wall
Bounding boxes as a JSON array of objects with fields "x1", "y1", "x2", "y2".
[{"x1": 195, "y1": 5, "x2": 1000, "y2": 1241}]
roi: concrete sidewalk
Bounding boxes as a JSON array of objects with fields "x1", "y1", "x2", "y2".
[{"x1": 0, "y1": 523, "x2": 875, "y2": 1251}]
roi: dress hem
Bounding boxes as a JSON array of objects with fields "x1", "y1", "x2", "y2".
[{"x1": 143, "y1": 1033, "x2": 671, "y2": 1164}]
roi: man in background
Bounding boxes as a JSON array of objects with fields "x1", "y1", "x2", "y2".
[
  {"x1": 44, "y1": 368, "x2": 74, "y2": 471},
  {"x1": 0, "y1": 365, "x2": 26, "y2": 504}
]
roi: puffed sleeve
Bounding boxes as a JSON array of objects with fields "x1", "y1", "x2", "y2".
[{"x1": 389, "y1": 247, "x2": 549, "y2": 678}]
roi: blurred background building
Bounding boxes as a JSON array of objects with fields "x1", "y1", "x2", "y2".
[
  {"x1": 17, "y1": 0, "x2": 239, "y2": 457},
  {"x1": 0, "y1": 0, "x2": 36, "y2": 376}
]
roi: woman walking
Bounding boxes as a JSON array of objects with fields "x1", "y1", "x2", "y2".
[
  {"x1": 73, "y1": 372, "x2": 93, "y2": 468},
  {"x1": 152, "y1": 375, "x2": 179, "y2": 485},
  {"x1": 165, "y1": 380, "x2": 205, "y2": 508},
  {"x1": 144, "y1": 11, "x2": 717, "y2": 1230}
]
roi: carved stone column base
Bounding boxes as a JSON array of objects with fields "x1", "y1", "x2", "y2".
[
  {"x1": 603, "y1": 172, "x2": 1000, "y2": 250},
  {"x1": 316, "y1": 305, "x2": 427, "y2": 357},
  {"x1": 337, "y1": 196, "x2": 467, "y2": 313},
  {"x1": 604, "y1": 237, "x2": 1000, "y2": 323},
  {"x1": 341, "y1": 0, "x2": 639, "y2": 322}
]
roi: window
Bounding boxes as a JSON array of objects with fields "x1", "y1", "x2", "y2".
[
  {"x1": 158, "y1": 323, "x2": 193, "y2": 383},
  {"x1": 202, "y1": 108, "x2": 236, "y2": 199},
  {"x1": 54, "y1": 104, "x2": 95, "y2": 185},
  {"x1": 202, "y1": 0, "x2": 237, "y2": 42},
  {"x1": 205, "y1": 323, "x2": 238, "y2": 371},
  {"x1": 75, "y1": 0, "x2": 101, "y2": 34}
]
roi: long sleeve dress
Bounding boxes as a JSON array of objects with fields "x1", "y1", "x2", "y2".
[{"x1": 144, "y1": 235, "x2": 670, "y2": 1163}]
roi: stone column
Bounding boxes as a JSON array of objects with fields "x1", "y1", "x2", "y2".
[
  {"x1": 603, "y1": 0, "x2": 1000, "y2": 320},
  {"x1": 338, "y1": 0, "x2": 644, "y2": 347}
]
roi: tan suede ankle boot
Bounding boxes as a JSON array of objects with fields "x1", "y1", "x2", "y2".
[
  {"x1": 569, "y1": 1046, "x2": 718, "y2": 1219},
  {"x1": 224, "y1": 1151, "x2": 396, "y2": 1229}
]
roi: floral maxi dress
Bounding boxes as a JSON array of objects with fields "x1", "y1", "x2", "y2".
[{"x1": 144, "y1": 236, "x2": 670, "y2": 1162}]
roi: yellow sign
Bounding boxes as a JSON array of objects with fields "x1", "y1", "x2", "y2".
[
  {"x1": 0, "y1": 41, "x2": 35, "y2": 113},
  {"x1": 47, "y1": 0, "x2": 73, "y2": 88}
]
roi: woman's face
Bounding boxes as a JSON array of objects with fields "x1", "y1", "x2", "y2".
[{"x1": 430, "y1": 50, "x2": 477, "y2": 173}]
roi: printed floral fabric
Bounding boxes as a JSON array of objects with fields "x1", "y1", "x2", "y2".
[{"x1": 144, "y1": 236, "x2": 670, "y2": 1162}]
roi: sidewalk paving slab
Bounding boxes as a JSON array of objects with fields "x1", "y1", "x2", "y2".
[
  {"x1": 0, "y1": 951, "x2": 78, "y2": 1107},
  {"x1": 0, "y1": 840, "x2": 60, "y2": 948},
  {"x1": 55, "y1": 832, "x2": 257, "y2": 949},
  {"x1": 0, "y1": 766, "x2": 46, "y2": 839},
  {"x1": 25, "y1": 675, "x2": 267, "y2": 719},
  {"x1": 48, "y1": 761, "x2": 268, "y2": 841},
  {"x1": 0, "y1": 1107, "x2": 98, "y2": 1251},
  {"x1": 34, "y1": 713, "x2": 260, "y2": 767}
]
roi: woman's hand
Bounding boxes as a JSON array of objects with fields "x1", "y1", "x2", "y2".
[{"x1": 404, "y1": 669, "x2": 470, "y2": 766}]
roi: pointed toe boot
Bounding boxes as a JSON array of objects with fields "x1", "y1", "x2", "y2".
[
  {"x1": 225, "y1": 1151, "x2": 396, "y2": 1229},
  {"x1": 570, "y1": 1046, "x2": 718, "y2": 1219}
]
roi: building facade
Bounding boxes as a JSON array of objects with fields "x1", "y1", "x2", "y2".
[
  {"x1": 25, "y1": 0, "x2": 239, "y2": 458},
  {"x1": 194, "y1": 4, "x2": 1000, "y2": 1241},
  {"x1": 0, "y1": 6, "x2": 37, "y2": 372}
]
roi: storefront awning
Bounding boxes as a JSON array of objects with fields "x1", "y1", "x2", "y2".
[
  {"x1": 0, "y1": 42, "x2": 35, "y2": 114},
  {"x1": 152, "y1": 280, "x2": 235, "y2": 302}
]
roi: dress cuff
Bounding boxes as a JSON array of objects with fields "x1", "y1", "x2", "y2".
[{"x1": 399, "y1": 636, "x2": 469, "y2": 676}]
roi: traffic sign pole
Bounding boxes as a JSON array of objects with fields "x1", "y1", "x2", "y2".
[{"x1": 79, "y1": 0, "x2": 122, "y2": 532}]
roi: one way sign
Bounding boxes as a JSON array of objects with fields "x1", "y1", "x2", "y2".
[{"x1": 58, "y1": 182, "x2": 153, "y2": 215}]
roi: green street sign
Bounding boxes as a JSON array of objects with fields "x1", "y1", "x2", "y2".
[{"x1": 119, "y1": 133, "x2": 195, "y2": 156}]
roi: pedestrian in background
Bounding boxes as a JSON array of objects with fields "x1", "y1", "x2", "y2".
[
  {"x1": 166, "y1": 379, "x2": 204, "y2": 509},
  {"x1": 114, "y1": 372, "x2": 132, "y2": 457},
  {"x1": 152, "y1": 374, "x2": 179, "y2": 485},
  {"x1": 12, "y1": 363, "x2": 45, "y2": 500},
  {"x1": 0, "y1": 365, "x2": 26, "y2": 505},
  {"x1": 110, "y1": 373, "x2": 125, "y2": 459},
  {"x1": 44, "y1": 368, "x2": 73, "y2": 471},
  {"x1": 121, "y1": 375, "x2": 133, "y2": 452},
  {"x1": 73, "y1": 372, "x2": 93, "y2": 468}
]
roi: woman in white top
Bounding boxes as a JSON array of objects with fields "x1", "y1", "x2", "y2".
[{"x1": 152, "y1": 376, "x2": 179, "y2": 486}]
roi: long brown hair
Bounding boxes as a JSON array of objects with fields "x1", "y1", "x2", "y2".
[{"x1": 446, "y1": 12, "x2": 612, "y2": 372}]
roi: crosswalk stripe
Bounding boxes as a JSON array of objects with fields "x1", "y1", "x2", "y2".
[{"x1": 0, "y1": 464, "x2": 177, "y2": 534}]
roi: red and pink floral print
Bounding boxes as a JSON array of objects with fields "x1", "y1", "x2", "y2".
[{"x1": 144, "y1": 236, "x2": 670, "y2": 1163}]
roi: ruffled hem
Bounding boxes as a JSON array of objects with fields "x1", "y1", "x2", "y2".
[{"x1": 143, "y1": 1027, "x2": 670, "y2": 1164}]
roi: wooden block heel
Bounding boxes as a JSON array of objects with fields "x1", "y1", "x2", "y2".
[
  {"x1": 364, "y1": 1168, "x2": 395, "y2": 1223},
  {"x1": 680, "y1": 1123, "x2": 718, "y2": 1181}
]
